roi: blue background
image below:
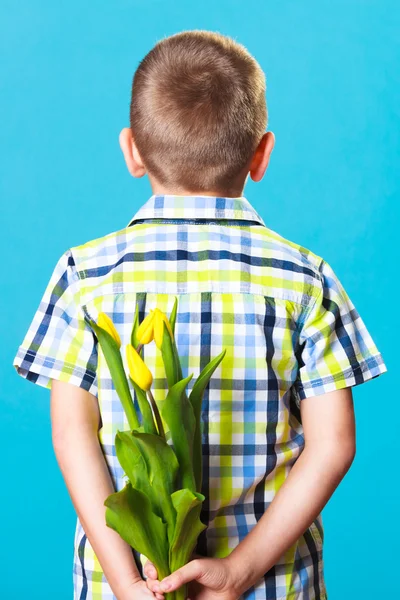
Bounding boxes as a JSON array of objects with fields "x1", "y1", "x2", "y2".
[{"x1": 1, "y1": 1, "x2": 396, "y2": 598}]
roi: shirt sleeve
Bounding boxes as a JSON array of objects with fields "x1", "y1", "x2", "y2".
[
  {"x1": 293, "y1": 258, "x2": 387, "y2": 403},
  {"x1": 12, "y1": 248, "x2": 98, "y2": 396}
]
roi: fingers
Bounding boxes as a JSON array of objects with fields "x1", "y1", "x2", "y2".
[
  {"x1": 143, "y1": 560, "x2": 164, "y2": 599},
  {"x1": 159, "y1": 559, "x2": 203, "y2": 593},
  {"x1": 145, "y1": 574, "x2": 164, "y2": 600},
  {"x1": 143, "y1": 560, "x2": 159, "y2": 580}
]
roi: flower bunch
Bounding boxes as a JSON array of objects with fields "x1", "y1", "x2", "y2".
[{"x1": 87, "y1": 298, "x2": 226, "y2": 600}]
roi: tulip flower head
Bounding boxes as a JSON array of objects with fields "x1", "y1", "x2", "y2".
[
  {"x1": 136, "y1": 308, "x2": 174, "y2": 350},
  {"x1": 136, "y1": 309, "x2": 155, "y2": 345},
  {"x1": 126, "y1": 344, "x2": 153, "y2": 391},
  {"x1": 98, "y1": 312, "x2": 121, "y2": 348}
]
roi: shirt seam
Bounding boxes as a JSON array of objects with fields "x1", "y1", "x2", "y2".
[
  {"x1": 131, "y1": 209, "x2": 265, "y2": 225},
  {"x1": 72, "y1": 247, "x2": 92, "y2": 320},
  {"x1": 297, "y1": 257, "x2": 324, "y2": 330},
  {"x1": 77, "y1": 287, "x2": 316, "y2": 311},
  {"x1": 128, "y1": 220, "x2": 264, "y2": 229}
]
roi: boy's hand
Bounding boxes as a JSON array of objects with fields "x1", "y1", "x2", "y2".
[
  {"x1": 120, "y1": 578, "x2": 165, "y2": 600},
  {"x1": 143, "y1": 555, "x2": 240, "y2": 600}
]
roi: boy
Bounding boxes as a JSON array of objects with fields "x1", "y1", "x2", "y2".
[{"x1": 13, "y1": 30, "x2": 387, "y2": 600}]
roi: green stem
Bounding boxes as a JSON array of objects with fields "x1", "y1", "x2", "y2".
[
  {"x1": 87, "y1": 319, "x2": 140, "y2": 430},
  {"x1": 147, "y1": 388, "x2": 166, "y2": 439},
  {"x1": 173, "y1": 583, "x2": 187, "y2": 600},
  {"x1": 154, "y1": 566, "x2": 176, "y2": 600}
]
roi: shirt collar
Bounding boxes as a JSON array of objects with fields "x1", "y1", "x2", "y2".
[{"x1": 125, "y1": 194, "x2": 266, "y2": 228}]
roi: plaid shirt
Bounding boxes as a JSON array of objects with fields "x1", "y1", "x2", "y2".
[{"x1": 13, "y1": 194, "x2": 387, "y2": 600}]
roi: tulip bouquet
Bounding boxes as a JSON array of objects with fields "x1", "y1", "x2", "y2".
[{"x1": 86, "y1": 298, "x2": 226, "y2": 600}]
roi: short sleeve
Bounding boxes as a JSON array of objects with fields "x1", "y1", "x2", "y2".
[
  {"x1": 12, "y1": 248, "x2": 98, "y2": 396},
  {"x1": 293, "y1": 259, "x2": 387, "y2": 403}
]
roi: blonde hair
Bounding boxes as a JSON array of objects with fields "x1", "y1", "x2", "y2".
[{"x1": 130, "y1": 30, "x2": 267, "y2": 193}]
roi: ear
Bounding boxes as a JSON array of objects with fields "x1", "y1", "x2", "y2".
[
  {"x1": 248, "y1": 131, "x2": 275, "y2": 183},
  {"x1": 119, "y1": 128, "x2": 147, "y2": 178}
]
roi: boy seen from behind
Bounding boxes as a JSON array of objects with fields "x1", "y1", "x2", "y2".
[{"x1": 13, "y1": 30, "x2": 387, "y2": 600}]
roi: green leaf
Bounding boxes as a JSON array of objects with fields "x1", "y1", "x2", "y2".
[
  {"x1": 169, "y1": 488, "x2": 207, "y2": 574},
  {"x1": 161, "y1": 374, "x2": 196, "y2": 492},
  {"x1": 105, "y1": 483, "x2": 170, "y2": 580},
  {"x1": 166, "y1": 298, "x2": 183, "y2": 385},
  {"x1": 115, "y1": 431, "x2": 158, "y2": 514},
  {"x1": 160, "y1": 320, "x2": 182, "y2": 388},
  {"x1": 130, "y1": 431, "x2": 179, "y2": 543},
  {"x1": 169, "y1": 297, "x2": 178, "y2": 336},
  {"x1": 172, "y1": 339, "x2": 183, "y2": 384},
  {"x1": 130, "y1": 302, "x2": 141, "y2": 349},
  {"x1": 87, "y1": 319, "x2": 139, "y2": 430},
  {"x1": 189, "y1": 349, "x2": 227, "y2": 492},
  {"x1": 154, "y1": 304, "x2": 184, "y2": 405},
  {"x1": 129, "y1": 378, "x2": 158, "y2": 435}
]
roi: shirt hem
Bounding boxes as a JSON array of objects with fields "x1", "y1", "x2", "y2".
[
  {"x1": 295, "y1": 352, "x2": 387, "y2": 402},
  {"x1": 13, "y1": 346, "x2": 98, "y2": 395}
]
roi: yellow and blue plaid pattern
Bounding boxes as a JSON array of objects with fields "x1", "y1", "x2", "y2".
[{"x1": 13, "y1": 194, "x2": 387, "y2": 600}]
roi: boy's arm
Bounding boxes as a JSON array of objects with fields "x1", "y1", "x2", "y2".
[
  {"x1": 50, "y1": 379, "x2": 160, "y2": 600},
  {"x1": 149, "y1": 386, "x2": 355, "y2": 598},
  {"x1": 225, "y1": 386, "x2": 356, "y2": 596}
]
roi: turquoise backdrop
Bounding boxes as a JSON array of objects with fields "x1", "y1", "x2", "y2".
[{"x1": 1, "y1": 1, "x2": 396, "y2": 599}]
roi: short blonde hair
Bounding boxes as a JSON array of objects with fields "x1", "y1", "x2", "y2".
[{"x1": 130, "y1": 30, "x2": 267, "y2": 193}]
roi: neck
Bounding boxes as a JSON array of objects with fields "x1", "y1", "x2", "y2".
[
  {"x1": 149, "y1": 180, "x2": 246, "y2": 198},
  {"x1": 150, "y1": 188, "x2": 245, "y2": 197}
]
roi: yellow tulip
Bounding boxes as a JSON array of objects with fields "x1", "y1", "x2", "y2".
[
  {"x1": 153, "y1": 308, "x2": 174, "y2": 349},
  {"x1": 98, "y1": 312, "x2": 121, "y2": 348},
  {"x1": 137, "y1": 309, "x2": 155, "y2": 344},
  {"x1": 126, "y1": 344, "x2": 153, "y2": 391}
]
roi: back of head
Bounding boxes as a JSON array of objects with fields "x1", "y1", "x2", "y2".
[{"x1": 130, "y1": 30, "x2": 267, "y2": 194}]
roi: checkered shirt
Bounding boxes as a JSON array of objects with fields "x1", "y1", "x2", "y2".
[{"x1": 13, "y1": 194, "x2": 388, "y2": 600}]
